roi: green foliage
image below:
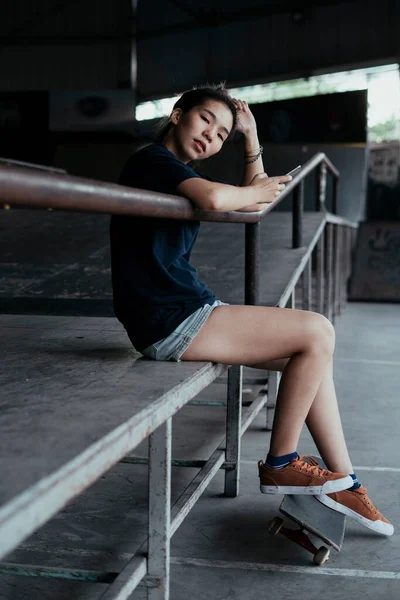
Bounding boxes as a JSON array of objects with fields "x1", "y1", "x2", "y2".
[{"x1": 369, "y1": 115, "x2": 399, "y2": 141}]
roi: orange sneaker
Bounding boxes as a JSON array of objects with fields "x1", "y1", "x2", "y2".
[
  {"x1": 316, "y1": 486, "x2": 394, "y2": 536},
  {"x1": 258, "y1": 456, "x2": 353, "y2": 495}
]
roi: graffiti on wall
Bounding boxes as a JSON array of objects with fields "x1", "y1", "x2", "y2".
[{"x1": 350, "y1": 221, "x2": 400, "y2": 301}]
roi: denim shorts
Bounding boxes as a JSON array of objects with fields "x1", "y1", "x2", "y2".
[{"x1": 141, "y1": 300, "x2": 229, "y2": 362}]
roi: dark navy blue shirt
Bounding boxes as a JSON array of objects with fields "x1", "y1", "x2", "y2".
[{"x1": 110, "y1": 144, "x2": 218, "y2": 351}]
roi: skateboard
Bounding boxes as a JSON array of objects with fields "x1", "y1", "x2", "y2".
[{"x1": 267, "y1": 456, "x2": 346, "y2": 565}]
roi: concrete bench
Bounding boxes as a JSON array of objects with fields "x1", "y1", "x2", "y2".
[{"x1": 0, "y1": 314, "x2": 237, "y2": 598}]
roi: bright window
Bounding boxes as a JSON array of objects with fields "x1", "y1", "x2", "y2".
[{"x1": 135, "y1": 64, "x2": 400, "y2": 142}]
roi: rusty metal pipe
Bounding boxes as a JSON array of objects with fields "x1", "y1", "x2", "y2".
[{"x1": 0, "y1": 152, "x2": 338, "y2": 224}]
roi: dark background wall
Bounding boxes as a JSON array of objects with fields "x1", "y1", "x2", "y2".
[
  {"x1": 0, "y1": 1, "x2": 399, "y2": 96},
  {"x1": 0, "y1": 0, "x2": 398, "y2": 223},
  {"x1": 137, "y1": 0, "x2": 400, "y2": 100}
]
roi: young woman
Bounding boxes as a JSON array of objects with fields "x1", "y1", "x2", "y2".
[{"x1": 110, "y1": 84, "x2": 393, "y2": 535}]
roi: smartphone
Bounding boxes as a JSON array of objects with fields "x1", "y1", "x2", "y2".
[{"x1": 286, "y1": 165, "x2": 302, "y2": 177}]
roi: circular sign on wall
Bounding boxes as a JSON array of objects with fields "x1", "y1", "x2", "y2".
[{"x1": 77, "y1": 97, "x2": 109, "y2": 118}]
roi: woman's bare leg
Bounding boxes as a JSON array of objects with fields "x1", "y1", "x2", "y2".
[
  {"x1": 248, "y1": 357, "x2": 353, "y2": 474},
  {"x1": 181, "y1": 305, "x2": 353, "y2": 474},
  {"x1": 305, "y1": 358, "x2": 353, "y2": 473}
]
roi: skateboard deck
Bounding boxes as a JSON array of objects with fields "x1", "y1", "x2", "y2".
[
  {"x1": 268, "y1": 456, "x2": 346, "y2": 564},
  {"x1": 281, "y1": 455, "x2": 346, "y2": 550},
  {"x1": 280, "y1": 491, "x2": 346, "y2": 551}
]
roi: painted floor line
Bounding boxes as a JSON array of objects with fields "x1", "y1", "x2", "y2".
[
  {"x1": 12, "y1": 547, "x2": 400, "y2": 581},
  {"x1": 335, "y1": 357, "x2": 400, "y2": 366},
  {"x1": 171, "y1": 556, "x2": 400, "y2": 579},
  {"x1": 351, "y1": 466, "x2": 400, "y2": 472}
]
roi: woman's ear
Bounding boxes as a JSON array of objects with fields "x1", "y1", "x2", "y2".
[{"x1": 170, "y1": 108, "x2": 182, "y2": 125}]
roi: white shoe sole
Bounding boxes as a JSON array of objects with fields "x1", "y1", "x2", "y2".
[
  {"x1": 316, "y1": 493, "x2": 394, "y2": 536},
  {"x1": 260, "y1": 474, "x2": 353, "y2": 495}
]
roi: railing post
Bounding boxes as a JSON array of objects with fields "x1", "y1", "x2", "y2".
[
  {"x1": 325, "y1": 223, "x2": 334, "y2": 321},
  {"x1": 224, "y1": 365, "x2": 243, "y2": 497},
  {"x1": 346, "y1": 226, "x2": 353, "y2": 281},
  {"x1": 332, "y1": 176, "x2": 340, "y2": 214},
  {"x1": 316, "y1": 162, "x2": 327, "y2": 211},
  {"x1": 302, "y1": 257, "x2": 312, "y2": 311},
  {"x1": 266, "y1": 371, "x2": 280, "y2": 431},
  {"x1": 245, "y1": 222, "x2": 260, "y2": 305},
  {"x1": 292, "y1": 180, "x2": 304, "y2": 248},
  {"x1": 343, "y1": 226, "x2": 351, "y2": 308},
  {"x1": 338, "y1": 226, "x2": 345, "y2": 315},
  {"x1": 225, "y1": 222, "x2": 259, "y2": 487},
  {"x1": 245, "y1": 222, "x2": 272, "y2": 429},
  {"x1": 148, "y1": 419, "x2": 171, "y2": 600},
  {"x1": 316, "y1": 228, "x2": 325, "y2": 314},
  {"x1": 333, "y1": 225, "x2": 340, "y2": 318}
]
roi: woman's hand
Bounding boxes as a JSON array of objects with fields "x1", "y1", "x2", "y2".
[
  {"x1": 249, "y1": 173, "x2": 291, "y2": 203},
  {"x1": 233, "y1": 98, "x2": 257, "y2": 136},
  {"x1": 236, "y1": 173, "x2": 292, "y2": 212}
]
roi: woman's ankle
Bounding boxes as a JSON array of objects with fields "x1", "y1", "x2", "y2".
[{"x1": 265, "y1": 451, "x2": 298, "y2": 469}]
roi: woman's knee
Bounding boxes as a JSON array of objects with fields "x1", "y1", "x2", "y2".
[{"x1": 305, "y1": 312, "x2": 335, "y2": 356}]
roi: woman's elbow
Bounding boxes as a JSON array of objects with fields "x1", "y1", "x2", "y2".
[
  {"x1": 205, "y1": 189, "x2": 224, "y2": 212},
  {"x1": 187, "y1": 187, "x2": 225, "y2": 212}
]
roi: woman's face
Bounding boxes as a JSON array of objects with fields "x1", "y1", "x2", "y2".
[{"x1": 167, "y1": 99, "x2": 234, "y2": 163}]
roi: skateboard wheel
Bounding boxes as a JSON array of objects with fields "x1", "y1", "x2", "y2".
[
  {"x1": 313, "y1": 546, "x2": 330, "y2": 565},
  {"x1": 268, "y1": 517, "x2": 284, "y2": 536}
]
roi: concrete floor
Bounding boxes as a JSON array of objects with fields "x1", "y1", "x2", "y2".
[{"x1": 1, "y1": 302, "x2": 400, "y2": 600}]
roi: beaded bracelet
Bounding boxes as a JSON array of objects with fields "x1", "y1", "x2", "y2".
[{"x1": 244, "y1": 145, "x2": 263, "y2": 164}]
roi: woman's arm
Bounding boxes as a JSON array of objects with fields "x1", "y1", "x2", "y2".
[
  {"x1": 232, "y1": 98, "x2": 286, "y2": 212},
  {"x1": 232, "y1": 99, "x2": 265, "y2": 187},
  {"x1": 177, "y1": 174, "x2": 290, "y2": 213}
]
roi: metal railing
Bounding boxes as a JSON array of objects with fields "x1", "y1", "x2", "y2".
[{"x1": 0, "y1": 151, "x2": 352, "y2": 309}]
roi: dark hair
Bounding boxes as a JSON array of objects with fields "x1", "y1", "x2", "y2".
[{"x1": 153, "y1": 83, "x2": 237, "y2": 143}]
